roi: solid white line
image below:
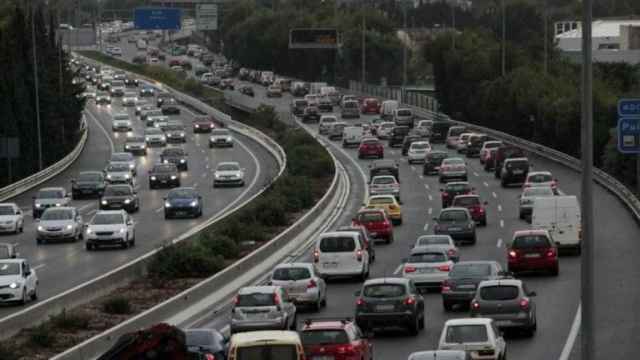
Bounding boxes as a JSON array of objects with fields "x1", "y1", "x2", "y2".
[
  {"x1": 428, "y1": 194, "x2": 433, "y2": 201},
  {"x1": 559, "y1": 304, "x2": 581, "y2": 360},
  {"x1": 492, "y1": 192, "x2": 498, "y2": 199},
  {"x1": 483, "y1": 181, "x2": 489, "y2": 187},
  {"x1": 496, "y1": 238, "x2": 503, "y2": 248},
  {"x1": 393, "y1": 264, "x2": 403, "y2": 275},
  {"x1": 419, "y1": 175, "x2": 424, "y2": 179},
  {"x1": 428, "y1": 208, "x2": 433, "y2": 215},
  {"x1": 154, "y1": 206, "x2": 164, "y2": 213},
  {"x1": 12, "y1": 242, "x2": 19, "y2": 247},
  {"x1": 497, "y1": 204, "x2": 503, "y2": 212},
  {"x1": 86, "y1": 209, "x2": 97, "y2": 216},
  {"x1": 411, "y1": 166, "x2": 416, "y2": 172},
  {"x1": 390, "y1": 150, "x2": 396, "y2": 155},
  {"x1": 499, "y1": 219, "x2": 504, "y2": 228},
  {"x1": 473, "y1": 171, "x2": 479, "y2": 177},
  {"x1": 425, "y1": 184, "x2": 430, "y2": 190},
  {"x1": 423, "y1": 223, "x2": 429, "y2": 232},
  {"x1": 86, "y1": 108, "x2": 115, "y2": 153}
]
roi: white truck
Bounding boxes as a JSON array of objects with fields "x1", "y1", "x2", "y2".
[
  {"x1": 531, "y1": 195, "x2": 581, "y2": 254},
  {"x1": 342, "y1": 126, "x2": 365, "y2": 148}
]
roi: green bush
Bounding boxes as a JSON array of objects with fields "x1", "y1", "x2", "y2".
[
  {"x1": 147, "y1": 243, "x2": 225, "y2": 280},
  {"x1": 199, "y1": 233, "x2": 239, "y2": 259},
  {"x1": 0, "y1": 342, "x2": 17, "y2": 360},
  {"x1": 29, "y1": 324, "x2": 55, "y2": 348},
  {"x1": 102, "y1": 296, "x2": 132, "y2": 315},
  {"x1": 254, "y1": 195, "x2": 288, "y2": 227},
  {"x1": 49, "y1": 308, "x2": 90, "y2": 330},
  {"x1": 273, "y1": 176, "x2": 314, "y2": 212}
]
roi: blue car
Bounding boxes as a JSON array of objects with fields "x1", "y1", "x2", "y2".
[{"x1": 163, "y1": 187, "x2": 203, "y2": 219}]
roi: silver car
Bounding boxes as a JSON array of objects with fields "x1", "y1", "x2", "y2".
[
  {"x1": 36, "y1": 207, "x2": 83, "y2": 244},
  {"x1": 341, "y1": 100, "x2": 360, "y2": 119},
  {"x1": 369, "y1": 175, "x2": 400, "y2": 200},
  {"x1": 105, "y1": 162, "x2": 134, "y2": 185},
  {"x1": 213, "y1": 162, "x2": 245, "y2": 187},
  {"x1": 408, "y1": 351, "x2": 469, "y2": 360},
  {"x1": 402, "y1": 246, "x2": 454, "y2": 292},
  {"x1": 122, "y1": 92, "x2": 138, "y2": 106},
  {"x1": 318, "y1": 115, "x2": 337, "y2": 135},
  {"x1": 439, "y1": 158, "x2": 468, "y2": 183},
  {"x1": 110, "y1": 152, "x2": 137, "y2": 176},
  {"x1": 85, "y1": 210, "x2": 136, "y2": 250},
  {"x1": 145, "y1": 127, "x2": 167, "y2": 146},
  {"x1": 209, "y1": 129, "x2": 234, "y2": 148},
  {"x1": 230, "y1": 286, "x2": 297, "y2": 334},
  {"x1": 32, "y1": 187, "x2": 70, "y2": 218},
  {"x1": 413, "y1": 235, "x2": 459, "y2": 262},
  {"x1": 112, "y1": 113, "x2": 132, "y2": 132},
  {"x1": 269, "y1": 263, "x2": 326, "y2": 311},
  {"x1": 518, "y1": 186, "x2": 555, "y2": 220}
]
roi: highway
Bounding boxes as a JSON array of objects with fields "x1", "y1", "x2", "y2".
[{"x1": 0, "y1": 84, "x2": 279, "y2": 320}]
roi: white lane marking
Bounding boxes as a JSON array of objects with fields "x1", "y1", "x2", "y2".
[
  {"x1": 390, "y1": 150, "x2": 396, "y2": 155},
  {"x1": 193, "y1": 182, "x2": 199, "y2": 188},
  {"x1": 497, "y1": 204, "x2": 502, "y2": 212},
  {"x1": 428, "y1": 208, "x2": 433, "y2": 215},
  {"x1": 154, "y1": 206, "x2": 164, "y2": 213},
  {"x1": 33, "y1": 264, "x2": 46, "y2": 271},
  {"x1": 497, "y1": 238, "x2": 503, "y2": 248},
  {"x1": 86, "y1": 109, "x2": 115, "y2": 153},
  {"x1": 483, "y1": 181, "x2": 489, "y2": 187},
  {"x1": 559, "y1": 304, "x2": 581, "y2": 360},
  {"x1": 12, "y1": 242, "x2": 19, "y2": 247},
  {"x1": 419, "y1": 175, "x2": 424, "y2": 179},
  {"x1": 428, "y1": 194, "x2": 433, "y2": 201},
  {"x1": 425, "y1": 183, "x2": 430, "y2": 190},
  {"x1": 473, "y1": 171, "x2": 479, "y2": 177},
  {"x1": 492, "y1": 192, "x2": 498, "y2": 199},
  {"x1": 201, "y1": 173, "x2": 208, "y2": 178},
  {"x1": 499, "y1": 219, "x2": 504, "y2": 228},
  {"x1": 86, "y1": 209, "x2": 97, "y2": 216},
  {"x1": 423, "y1": 223, "x2": 429, "y2": 232},
  {"x1": 393, "y1": 264, "x2": 403, "y2": 275},
  {"x1": 411, "y1": 166, "x2": 416, "y2": 172},
  {"x1": 78, "y1": 203, "x2": 94, "y2": 213}
]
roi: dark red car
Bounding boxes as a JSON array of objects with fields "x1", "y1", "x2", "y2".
[
  {"x1": 360, "y1": 98, "x2": 380, "y2": 114},
  {"x1": 358, "y1": 137, "x2": 384, "y2": 159},
  {"x1": 192, "y1": 116, "x2": 216, "y2": 133},
  {"x1": 168, "y1": 59, "x2": 181, "y2": 67},
  {"x1": 451, "y1": 194, "x2": 488, "y2": 226},
  {"x1": 300, "y1": 318, "x2": 373, "y2": 360},
  {"x1": 507, "y1": 229, "x2": 559, "y2": 276},
  {"x1": 440, "y1": 181, "x2": 474, "y2": 208},
  {"x1": 352, "y1": 208, "x2": 394, "y2": 243}
]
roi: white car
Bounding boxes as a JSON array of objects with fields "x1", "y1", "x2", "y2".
[
  {"x1": 110, "y1": 47, "x2": 122, "y2": 56},
  {"x1": 446, "y1": 126, "x2": 467, "y2": 149},
  {"x1": 0, "y1": 203, "x2": 24, "y2": 234},
  {"x1": 209, "y1": 128, "x2": 234, "y2": 148},
  {"x1": 318, "y1": 115, "x2": 337, "y2": 135},
  {"x1": 213, "y1": 162, "x2": 245, "y2": 187},
  {"x1": 313, "y1": 231, "x2": 370, "y2": 280},
  {"x1": 342, "y1": 126, "x2": 365, "y2": 148},
  {"x1": 438, "y1": 318, "x2": 506, "y2": 360},
  {"x1": 414, "y1": 120, "x2": 433, "y2": 137},
  {"x1": 407, "y1": 141, "x2": 432, "y2": 164},
  {"x1": 479, "y1": 141, "x2": 503, "y2": 164},
  {"x1": 269, "y1": 263, "x2": 327, "y2": 311},
  {"x1": 122, "y1": 92, "x2": 138, "y2": 106},
  {"x1": 85, "y1": 210, "x2": 136, "y2": 250},
  {"x1": 36, "y1": 207, "x2": 84, "y2": 244},
  {"x1": 32, "y1": 187, "x2": 70, "y2": 218},
  {"x1": 145, "y1": 127, "x2": 167, "y2": 146},
  {"x1": 524, "y1": 171, "x2": 558, "y2": 191},
  {"x1": 0, "y1": 258, "x2": 38, "y2": 304},
  {"x1": 112, "y1": 113, "x2": 132, "y2": 132},
  {"x1": 377, "y1": 121, "x2": 395, "y2": 139},
  {"x1": 369, "y1": 175, "x2": 400, "y2": 200},
  {"x1": 456, "y1": 133, "x2": 474, "y2": 153},
  {"x1": 402, "y1": 246, "x2": 454, "y2": 292},
  {"x1": 519, "y1": 186, "x2": 555, "y2": 220},
  {"x1": 110, "y1": 152, "x2": 137, "y2": 176},
  {"x1": 413, "y1": 235, "x2": 459, "y2": 262},
  {"x1": 104, "y1": 162, "x2": 134, "y2": 185},
  {"x1": 147, "y1": 114, "x2": 169, "y2": 129}
]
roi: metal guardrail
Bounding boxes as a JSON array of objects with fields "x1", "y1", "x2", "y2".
[{"x1": 0, "y1": 121, "x2": 89, "y2": 203}]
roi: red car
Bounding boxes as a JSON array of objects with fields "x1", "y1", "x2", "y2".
[
  {"x1": 440, "y1": 181, "x2": 474, "y2": 208},
  {"x1": 451, "y1": 194, "x2": 487, "y2": 226},
  {"x1": 300, "y1": 318, "x2": 373, "y2": 360},
  {"x1": 168, "y1": 59, "x2": 181, "y2": 67},
  {"x1": 361, "y1": 98, "x2": 380, "y2": 114},
  {"x1": 192, "y1": 116, "x2": 216, "y2": 133},
  {"x1": 352, "y1": 208, "x2": 394, "y2": 243},
  {"x1": 358, "y1": 137, "x2": 384, "y2": 159},
  {"x1": 507, "y1": 229, "x2": 559, "y2": 276}
]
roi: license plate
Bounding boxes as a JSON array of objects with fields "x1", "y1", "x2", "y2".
[
  {"x1": 419, "y1": 267, "x2": 437, "y2": 273},
  {"x1": 513, "y1": 170, "x2": 524, "y2": 174},
  {"x1": 323, "y1": 262, "x2": 338, "y2": 268},
  {"x1": 449, "y1": 227, "x2": 462, "y2": 231},
  {"x1": 495, "y1": 320, "x2": 513, "y2": 326},
  {"x1": 289, "y1": 286, "x2": 306, "y2": 294},
  {"x1": 161, "y1": 180, "x2": 168, "y2": 183},
  {"x1": 81, "y1": 190, "x2": 93, "y2": 194},
  {"x1": 312, "y1": 356, "x2": 334, "y2": 360},
  {"x1": 525, "y1": 253, "x2": 541, "y2": 258},
  {"x1": 459, "y1": 284, "x2": 476, "y2": 289},
  {"x1": 370, "y1": 232, "x2": 378, "y2": 236},
  {"x1": 376, "y1": 304, "x2": 395, "y2": 312}
]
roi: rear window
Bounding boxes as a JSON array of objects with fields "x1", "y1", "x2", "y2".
[
  {"x1": 506, "y1": 160, "x2": 528, "y2": 168},
  {"x1": 485, "y1": 142, "x2": 501, "y2": 149},
  {"x1": 363, "y1": 284, "x2": 406, "y2": 298},
  {"x1": 417, "y1": 236, "x2": 450, "y2": 246},
  {"x1": 523, "y1": 187, "x2": 554, "y2": 197},
  {"x1": 358, "y1": 212, "x2": 384, "y2": 223},
  {"x1": 445, "y1": 325, "x2": 488, "y2": 343},
  {"x1": 528, "y1": 174, "x2": 552, "y2": 182},
  {"x1": 411, "y1": 143, "x2": 430, "y2": 150},
  {"x1": 362, "y1": 139, "x2": 379, "y2": 146},
  {"x1": 236, "y1": 293, "x2": 276, "y2": 307},
  {"x1": 512, "y1": 235, "x2": 551, "y2": 248},
  {"x1": 446, "y1": 183, "x2": 470, "y2": 192},
  {"x1": 450, "y1": 263, "x2": 491, "y2": 277},
  {"x1": 396, "y1": 109, "x2": 411, "y2": 116},
  {"x1": 408, "y1": 252, "x2": 446, "y2": 263},
  {"x1": 439, "y1": 210, "x2": 468, "y2": 221},
  {"x1": 449, "y1": 127, "x2": 465, "y2": 136},
  {"x1": 301, "y1": 330, "x2": 349, "y2": 345},
  {"x1": 480, "y1": 285, "x2": 520, "y2": 301},
  {"x1": 272, "y1": 267, "x2": 311, "y2": 281},
  {"x1": 427, "y1": 152, "x2": 448, "y2": 160},
  {"x1": 369, "y1": 197, "x2": 394, "y2": 205},
  {"x1": 236, "y1": 345, "x2": 297, "y2": 360},
  {"x1": 453, "y1": 197, "x2": 479, "y2": 206},
  {"x1": 320, "y1": 237, "x2": 356, "y2": 252},
  {"x1": 372, "y1": 177, "x2": 396, "y2": 185}
]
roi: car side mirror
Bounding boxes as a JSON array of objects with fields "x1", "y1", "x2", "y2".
[
  {"x1": 354, "y1": 290, "x2": 361, "y2": 297},
  {"x1": 484, "y1": 201, "x2": 489, "y2": 205},
  {"x1": 528, "y1": 291, "x2": 537, "y2": 297},
  {"x1": 16, "y1": 210, "x2": 22, "y2": 215},
  {"x1": 127, "y1": 220, "x2": 133, "y2": 226}
]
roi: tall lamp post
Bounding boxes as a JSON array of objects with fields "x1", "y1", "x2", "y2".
[
  {"x1": 31, "y1": 0, "x2": 43, "y2": 171},
  {"x1": 501, "y1": 0, "x2": 506, "y2": 76}
]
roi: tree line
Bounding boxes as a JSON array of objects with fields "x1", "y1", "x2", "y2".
[{"x1": 0, "y1": 3, "x2": 85, "y2": 187}]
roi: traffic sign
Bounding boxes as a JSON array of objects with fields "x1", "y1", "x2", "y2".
[
  {"x1": 618, "y1": 98, "x2": 640, "y2": 117},
  {"x1": 617, "y1": 117, "x2": 640, "y2": 154},
  {"x1": 134, "y1": 8, "x2": 182, "y2": 30},
  {"x1": 196, "y1": 4, "x2": 218, "y2": 31}
]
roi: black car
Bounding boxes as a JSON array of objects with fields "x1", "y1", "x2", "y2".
[
  {"x1": 124, "y1": 77, "x2": 139, "y2": 87},
  {"x1": 465, "y1": 134, "x2": 490, "y2": 158},
  {"x1": 164, "y1": 124, "x2": 187, "y2": 143},
  {"x1": 430, "y1": 121, "x2": 451, "y2": 143},
  {"x1": 440, "y1": 182, "x2": 474, "y2": 208},
  {"x1": 355, "y1": 277, "x2": 425, "y2": 335},
  {"x1": 156, "y1": 93, "x2": 173, "y2": 107},
  {"x1": 388, "y1": 126, "x2": 411, "y2": 148},
  {"x1": 401, "y1": 134, "x2": 422, "y2": 156},
  {"x1": 441, "y1": 260, "x2": 506, "y2": 311},
  {"x1": 500, "y1": 157, "x2": 530, "y2": 187},
  {"x1": 423, "y1": 150, "x2": 449, "y2": 175},
  {"x1": 160, "y1": 98, "x2": 181, "y2": 115},
  {"x1": 163, "y1": 187, "x2": 203, "y2": 219},
  {"x1": 149, "y1": 163, "x2": 180, "y2": 189},
  {"x1": 100, "y1": 184, "x2": 139, "y2": 213},
  {"x1": 494, "y1": 145, "x2": 526, "y2": 178},
  {"x1": 317, "y1": 97, "x2": 333, "y2": 112},
  {"x1": 302, "y1": 106, "x2": 321, "y2": 123},
  {"x1": 291, "y1": 99, "x2": 308, "y2": 116},
  {"x1": 160, "y1": 147, "x2": 189, "y2": 171},
  {"x1": 239, "y1": 86, "x2": 254, "y2": 97},
  {"x1": 71, "y1": 171, "x2": 106, "y2": 199},
  {"x1": 139, "y1": 86, "x2": 155, "y2": 97},
  {"x1": 433, "y1": 207, "x2": 477, "y2": 244},
  {"x1": 185, "y1": 329, "x2": 228, "y2": 360},
  {"x1": 369, "y1": 160, "x2": 400, "y2": 183}
]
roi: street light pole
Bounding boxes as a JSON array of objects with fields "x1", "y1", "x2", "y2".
[
  {"x1": 452, "y1": 3, "x2": 456, "y2": 51},
  {"x1": 361, "y1": 14, "x2": 366, "y2": 84},
  {"x1": 543, "y1": 0, "x2": 548, "y2": 74},
  {"x1": 31, "y1": 0, "x2": 44, "y2": 171},
  {"x1": 580, "y1": 0, "x2": 595, "y2": 359},
  {"x1": 501, "y1": 0, "x2": 506, "y2": 76},
  {"x1": 402, "y1": 0, "x2": 407, "y2": 88}
]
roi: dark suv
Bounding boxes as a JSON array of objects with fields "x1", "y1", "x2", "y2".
[
  {"x1": 430, "y1": 121, "x2": 451, "y2": 143},
  {"x1": 160, "y1": 147, "x2": 189, "y2": 171},
  {"x1": 465, "y1": 134, "x2": 490, "y2": 157},
  {"x1": 149, "y1": 163, "x2": 180, "y2": 189},
  {"x1": 369, "y1": 160, "x2": 400, "y2": 183},
  {"x1": 494, "y1": 145, "x2": 525, "y2": 178},
  {"x1": 301, "y1": 319, "x2": 373, "y2": 360},
  {"x1": 423, "y1": 150, "x2": 448, "y2": 175},
  {"x1": 500, "y1": 157, "x2": 530, "y2": 187},
  {"x1": 388, "y1": 126, "x2": 411, "y2": 148},
  {"x1": 441, "y1": 260, "x2": 505, "y2": 311},
  {"x1": 302, "y1": 106, "x2": 321, "y2": 123}
]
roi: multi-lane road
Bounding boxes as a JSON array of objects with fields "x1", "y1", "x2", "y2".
[{"x1": 0, "y1": 80, "x2": 279, "y2": 320}]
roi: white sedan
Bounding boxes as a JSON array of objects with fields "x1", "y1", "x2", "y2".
[
  {"x1": 0, "y1": 203, "x2": 24, "y2": 234},
  {"x1": 85, "y1": 210, "x2": 136, "y2": 250},
  {"x1": 213, "y1": 162, "x2": 245, "y2": 187},
  {"x1": 0, "y1": 258, "x2": 38, "y2": 304}
]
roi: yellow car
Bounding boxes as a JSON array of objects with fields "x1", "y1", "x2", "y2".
[{"x1": 366, "y1": 195, "x2": 402, "y2": 225}]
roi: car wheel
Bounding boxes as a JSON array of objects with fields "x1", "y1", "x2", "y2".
[
  {"x1": 130, "y1": 233, "x2": 135, "y2": 247},
  {"x1": 419, "y1": 313, "x2": 425, "y2": 329},
  {"x1": 321, "y1": 294, "x2": 327, "y2": 308},
  {"x1": 408, "y1": 316, "x2": 419, "y2": 335},
  {"x1": 481, "y1": 218, "x2": 487, "y2": 226},
  {"x1": 443, "y1": 300, "x2": 454, "y2": 311},
  {"x1": 19, "y1": 223, "x2": 24, "y2": 233},
  {"x1": 519, "y1": 211, "x2": 524, "y2": 220},
  {"x1": 551, "y1": 265, "x2": 559, "y2": 276},
  {"x1": 30, "y1": 286, "x2": 38, "y2": 301},
  {"x1": 289, "y1": 314, "x2": 297, "y2": 330},
  {"x1": 20, "y1": 288, "x2": 27, "y2": 305},
  {"x1": 121, "y1": 239, "x2": 129, "y2": 249},
  {"x1": 501, "y1": 179, "x2": 507, "y2": 187}
]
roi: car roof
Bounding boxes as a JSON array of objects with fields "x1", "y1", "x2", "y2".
[
  {"x1": 364, "y1": 277, "x2": 409, "y2": 286},
  {"x1": 39, "y1": 187, "x2": 65, "y2": 192},
  {"x1": 95, "y1": 210, "x2": 125, "y2": 215},
  {"x1": 230, "y1": 331, "x2": 300, "y2": 345},
  {"x1": 478, "y1": 278, "x2": 522, "y2": 288},
  {"x1": 43, "y1": 206, "x2": 75, "y2": 212},
  {"x1": 513, "y1": 229, "x2": 549, "y2": 237},
  {"x1": 446, "y1": 181, "x2": 470, "y2": 186},
  {"x1": 371, "y1": 175, "x2": 396, "y2": 180},
  {"x1": 411, "y1": 141, "x2": 430, "y2": 145},
  {"x1": 0, "y1": 258, "x2": 24, "y2": 264},
  {"x1": 505, "y1": 157, "x2": 529, "y2": 162},
  {"x1": 238, "y1": 285, "x2": 279, "y2": 294},
  {"x1": 445, "y1": 317, "x2": 493, "y2": 326},
  {"x1": 274, "y1": 262, "x2": 313, "y2": 270},
  {"x1": 302, "y1": 319, "x2": 352, "y2": 330},
  {"x1": 408, "y1": 351, "x2": 467, "y2": 360},
  {"x1": 321, "y1": 231, "x2": 359, "y2": 238},
  {"x1": 217, "y1": 161, "x2": 239, "y2": 166},
  {"x1": 368, "y1": 195, "x2": 396, "y2": 201},
  {"x1": 453, "y1": 194, "x2": 479, "y2": 199},
  {"x1": 527, "y1": 171, "x2": 552, "y2": 176}
]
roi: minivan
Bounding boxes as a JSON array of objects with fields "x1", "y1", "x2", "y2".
[
  {"x1": 394, "y1": 108, "x2": 414, "y2": 128},
  {"x1": 446, "y1": 126, "x2": 467, "y2": 148},
  {"x1": 381, "y1": 100, "x2": 399, "y2": 120},
  {"x1": 313, "y1": 231, "x2": 370, "y2": 280},
  {"x1": 228, "y1": 331, "x2": 305, "y2": 360},
  {"x1": 342, "y1": 126, "x2": 365, "y2": 147}
]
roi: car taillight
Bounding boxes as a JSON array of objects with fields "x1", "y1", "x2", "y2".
[
  {"x1": 233, "y1": 296, "x2": 239, "y2": 305},
  {"x1": 478, "y1": 349, "x2": 495, "y2": 356},
  {"x1": 438, "y1": 264, "x2": 450, "y2": 272},
  {"x1": 520, "y1": 298, "x2": 530, "y2": 310},
  {"x1": 471, "y1": 301, "x2": 480, "y2": 310},
  {"x1": 205, "y1": 355, "x2": 216, "y2": 360},
  {"x1": 356, "y1": 249, "x2": 363, "y2": 261},
  {"x1": 441, "y1": 280, "x2": 451, "y2": 292},
  {"x1": 356, "y1": 297, "x2": 366, "y2": 306},
  {"x1": 313, "y1": 249, "x2": 320, "y2": 263},
  {"x1": 404, "y1": 265, "x2": 416, "y2": 273},
  {"x1": 389, "y1": 205, "x2": 397, "y2": 210},
  {"x1": 546, "y1": 248, "x2": 556, "y2": 258},
  {"x1": 442, "y1": 192, "x2": 449, "y2": 197},
  {"x1": 404, "y1": 296, "x2": 416, "y2": 306},
  {"x1": 478, "y1": 207, "x2": 485, "y2": 213},
  {"x1": 337, "y1": 344, "x2": 357, "y2": 355},
  {"x1": 447, "y1": 249, "x2": 457, "y2": 257},
  {"x1": 274, "y1": 293, "x2": 280, "y2": 305},
  {"x1": 508, "y1": 250, "x2": 518, "y2": 259},
  {"x1": 307, "y1": 279, "x2": 318, "y2": 289}
]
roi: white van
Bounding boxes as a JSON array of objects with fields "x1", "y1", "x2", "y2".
[
  {"x1": 320, "y1": 86, "x2": 340, "y2": 104},
  {"x1": 136, "y1": 39, "x2": 147, "y2": 51},
  {"x1": 228, "y1": 330, "x2": 304, "y2": 360},
  {"x1": 446, "y1": 126, "x2": 467, "y2": 149},
  {"x1": 342, "y1": 126, "x2": 365, "y2": 148},
  {"x1": 313, "y1": 231, "x2": 370, "y2": 280},
  {"x1": 381, "y1": 100, "x2": 399, "y2": 120},
  {"x1": 531, "y1": 195, "x2": 581, "y2": 253}
]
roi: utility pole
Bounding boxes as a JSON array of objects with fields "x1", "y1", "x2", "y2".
[
  {"x1": 402, "y1": 0, "x2": 408, "y2": 88},
  {"x1": 361, "y1": 14, "x2": 366, "y2": 84},
  {"x1": 501, "y1": 0, "x2": 506, "y2": 76},
  {"x1": 580, "y1": 0, "x2": 594, "y2": 359},
  {"x1": 543, "y1": 0, "x2": 548, "y2": 74},
  {"x1": 31, "y1": 0, "x2": 43, "y2": 171}
]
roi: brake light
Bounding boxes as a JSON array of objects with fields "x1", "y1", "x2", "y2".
[
  {"x1": 447, "y1": 249, "x2": 457, "y2": 257},
  {"x1": 404, "y1": 296, "x2": 416, "y2": 305},
  {"x1": 471, "y1": 301, "x2": 480, "y2": 310},
  {"x1": 520, "y1": 298, "x2": 530, "y2": 310},
  {"x1": 508, "y1": 250, "x2": 518, "y2": 259},
  {"x1": 233, "y1": 296, "x2": 239, "y2": 305},
  {"x1": 313, "y1": 249, "x2": 320, "y2": 263},
  {"x1": 274, "y1": 293, "x2": 280, "y2": 305},
  {"x1": 307, "y1": 279, "x2": 318, "y2": 289},
  {"x1": 337, "y1": 344, "x2": 357, "y2": 355},
  {"x1": 404, "y1": 265, "x2": 416, "y2": 273},
  {"x1": 205, "y1": 355, "x2": 216, "y2": 360},
  {"x1": 356, "y1": 297, "x2": 366, "y2": 306},
  {"x1": 546, "y1": 248, "x2": 556, "y2": 258},
  {"x1": 441, "y1": 280, "x2": 451, "y2": 292},
  {"x1": 356, "y1": 249, "x2": 363, "y2": 261},
  {"x1": 438, "y1": 264, "x2": 450, "y2": 272},
  {"x1": 442, "y1": 192, "x2": 449, "y2": 197}
]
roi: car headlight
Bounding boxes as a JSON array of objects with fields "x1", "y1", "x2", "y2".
[
  {"x1": 107, "y1": 174, "x2": 112, "y2": 179},
  {"x1": 179, "y1": 133, "x2": 185, "y2": 137},
  {"x1": 66, "y1": 224, "x2": 73, "y2": 230},
  {"x1": 179, "y1": 159, "x2": 185, "y2": 163},
  {"x1": 101, "y1": 200, "x2": 107, "y2": 205},
  {"x1": 124, "y1": 199, "x2": 131, "y2": 204},
  {"x1": 125, "y1": 145, "x2": 130, "y2": 149},
  {"x1": 37, "y1": 226, "x2": 44, "y2": 231},
  {"x1": 35, "y1": 203, "x2": 41, "y2": 208},
  {"x1": 86, "y1": 228, "x2": 92, "y2": 234},
  {"x1": 194, "y1": 124, "x2": 199, "y2": 128},
  {"x1": 226, "y1": 137, "x2": 232, "y2": 141},
  {"x1": 124, "y1": 174, "x2": 130, "y2": 179},
  {"x1": 129, "y1": 164, "x2": 135, "y2": 169},
  {"x1": 119, "y1": 228, "x2": 126, "y2": 234},
  {"x1": 55, "y1": 203, "x2": 62, "y2": 207},
  {"x1": 170, "y1": 175, "x2": 177, "y2": 180},
  {"x1": 164, "y1": 201, "x2": 171, "y2": 208},
  {"x1": 146, "y1": 137, "x2": 150, "y2": 141},
  {"x1": 163, "y1": 159, "x2": 169, "y2": 164},
  {"x1": 150, "y1": 176, "x2": 157, "y2": 180},
  {"x1": 190, "y1": 200, "x2": 198, "y2": 207},
  {"x1": 9, "y1": 282, "x2": 19, "y2": 289},
  {"x1": 160, "y1": 136, "x2": 166, "y2": 141},
  {"x1": 214, "y1": 173, "x2": 221, "y2": 179}
]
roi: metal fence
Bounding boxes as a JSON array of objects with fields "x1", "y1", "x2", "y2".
[{"x1": 348, "y1": 80, "x2": 439, "y2": 112}]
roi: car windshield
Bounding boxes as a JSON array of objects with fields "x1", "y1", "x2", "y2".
[
  {"x1": 78, "y1": 173, "x2": 102, "y2": 182},
  {"x1": 163, "y1": 148, "x2": 185, "y2": 156},
  {"x1": 513, "y1": 235, "x2": 550, "y2": 248},
  {"x1": 333, "y1": 124, "x2": 346, "y2": 131},
  {"x1": 217, "y1": 164, "x2": 239, "y2": 171},
  {"x1": 0, "y1": 262, "x2": 20, "y2": 276},
  {"x1": 104, "y1": 186, "x2": 132, "y2": 196},
  {"x1": 153, "y1": 165, "x2": 176, "y2": 173},
  {"x1": 453, "y1": 197, "x2": 480, "y2": 206},
  {"x1": 194, "y1": 117, "x2": 211, "y2": 123},
  {"x1": 295, "y1": 100, "x2": 307, "y2": 106},
  {"x1": 358, "y1": 211, "x2": 384, "y2": 223},
  {"x1": 411, "y1": 143, "x2": 430, "y2": 150},
  {"x1": 408, "y1": 252, "x2": 447, "y2": 263},
  {"x1": 113, "y1": 115, "x2": 129, "y2": 122},
  {"x1": 236, "y1": 345, "x2": 297, "y2": 360},
  {"x1": 0, "y1": 206, "x2": 16, "y2": 215},
  {"x1": 363, "y1": 284, "x2": 406, "y2": 298},
  {"x1": 127, "y1": 136, "x2": 145, "y2": 143},
  {"x1": 41, "y1": 209, "x2": 73, "y2": 220},
  {"x1": 146, "y1": 128, "x2": 162, "y2": 135},
  {"x1": 523, "y1": 187, "x2": 554, "y2": 197},
  {"x1": 397, "y1": 109, "x2": 411, "y2": 116},
  {"x1": 450, "y1": 263, "x2": 492, "y2": 278},
  {"x1": 272, "y1": 267, "x2": 311, "y2": 281},
  {"x1": 0, "y1": 246, "x2": 10, "y2": 259},
  {"x1": 212, "y1": 130, "x2": 230, "y2": 136},
  {"x1": 111, "y1": 154, "x2": 131, "y2": 162},
  {"x1": 344, "y1": 102, "x2": 358, "y2": 108},
  {"x1": 166, "y1": 125, "x2": 184, "y2": 131},
  {"x1": 369, "y1": 197, "x2": 394, "y2": 205},
  {"x1": 107, "y1": 164, "x2": 128, "y2": 172},
  {"x1": 320, "y1": 237, "x2": 355, "y2": 252},
  {"x1": 37, "y1": 190, "x2": 64, "y2": 198},
  {"x1": 124, "y1": 92, "x2": 136, "y2": 98},
  {"x1": 446, "y1": 184, "x2": 470, "y2": 192},
  {"x1": 439, "y1": 210, "x2": 468, "y2": 222},
  {"x1": 168, "y1": 189, "x2": 196, "y2": 199},
  {"x1": 528, "y1": 173, "x2": 553, "y2": 182},
  {"x1": 445, "y1": 325, "x2": 488, "y2": 343},
  {"x1": 485, "y1": 142, "x2": 501, "y2": 148},
  {"x1": 428, "y1": 152, "x2": 448, "y2": 160},
  {"x1": 362, "y1": 140, "x2": 379, "y2": 146},
  {"x1": 92, "y1": 213, "x2": 123, "y2": 225},
  {"x1": 236, "y1": 292, "x2": 276, "y2": 307},
  {"x1": 480, "y1": 285, "x2": 520, "y2": 301},
  {"x1": 301, "y1": 330, "x2": 349, "y2": 346},
  {"x1": 372, "y1": 177, "x2": 396, "y2": 185},
  {"x1": 321, "y1": 117, "x2": 337, "y2": 123},
  {"x1": 417, "y1": 236, "x2": 450, "y2": 246}
]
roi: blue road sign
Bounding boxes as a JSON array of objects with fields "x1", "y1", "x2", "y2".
[
  {"x1": 617, "y1": 117, "x2": 640, "y2": 154},
  {"x1": 134, "y1": 8, "x2": 182, "y2": 30},
  {"x1": 618, "y1": 98, "x2": 640, "y2": 117}
]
